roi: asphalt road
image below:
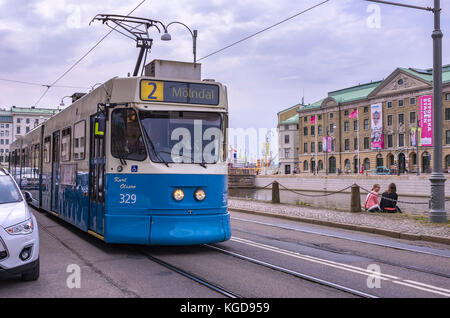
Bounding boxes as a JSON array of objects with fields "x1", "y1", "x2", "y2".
[{"x1": 0, "y1": 207, "x2": 449, "y2": 298}]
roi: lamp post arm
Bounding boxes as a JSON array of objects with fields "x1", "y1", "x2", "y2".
[{"x1": 165, "y1": 21, "x2": 198, "y2": 64}]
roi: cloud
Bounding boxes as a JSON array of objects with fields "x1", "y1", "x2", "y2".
[{"x1": 0, "y1": 0, "x2": 449, "y2": 133}]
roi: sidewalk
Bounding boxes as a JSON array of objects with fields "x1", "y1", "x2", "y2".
[{"x1": 228, "y1": 197, "x2": 450, "y2": 245}]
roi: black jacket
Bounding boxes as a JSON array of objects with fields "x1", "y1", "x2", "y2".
[{"x1": 380, "y1": 192, "x2": 398, "y2": 210}]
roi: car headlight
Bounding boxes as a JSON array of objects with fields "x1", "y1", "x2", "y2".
[
  {"x1": 173, "y1": 189, "x2": 185, "y2": 201},
  {"x1": 5, "y1": 219, "x2": 34, "y2": 235},
  {"x1": 194, "y1": 189, "x2": 206, "y2": 201}
]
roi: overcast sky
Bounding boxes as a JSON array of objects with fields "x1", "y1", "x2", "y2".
[{"x1": 0, "y1": 0, "x2": 449, "y2": 134}]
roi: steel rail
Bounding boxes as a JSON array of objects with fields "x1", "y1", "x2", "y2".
[
  {"x1": 205, "y1": 244, "x2": 377, "y2": 298},
  {"x1": 229, "y1": 213, "x2": 450, "y2": 259},
  {"x1": 138, "y1": 249, "x2": 242, "y2": 299}
]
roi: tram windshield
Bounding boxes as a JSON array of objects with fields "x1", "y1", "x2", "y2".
[{"x1": 139, "y1": 111, "x2": 223, "y2": 164}]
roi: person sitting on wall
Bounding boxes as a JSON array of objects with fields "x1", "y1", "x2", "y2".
[
  {"x1": 364, "y1": 184, "x2": 381, "y2": 212},
  {"x1": 380, "y1": 183, "x2": 402, "y2": 213}
]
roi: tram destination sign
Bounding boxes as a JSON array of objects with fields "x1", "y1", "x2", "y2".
[{"x1": 140, "y1": 80, "x2": 219, "y2": 106}]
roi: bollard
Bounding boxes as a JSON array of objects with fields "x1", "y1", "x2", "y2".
[
  {"x1": 350, "y1": 184, "x2": 361, "y2": 212},
  {"x1": 272, "y1": 181, "x2": 280, "y2": 204}
]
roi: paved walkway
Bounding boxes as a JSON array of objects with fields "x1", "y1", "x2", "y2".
[{"x1": 229, "y1": 198, "x2": 450, "y2": 244}]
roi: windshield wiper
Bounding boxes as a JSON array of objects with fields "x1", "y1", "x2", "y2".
[
  {"x1": 158, "y1": 151, "x2": 207, "y2": 169},
  {"x1": 141, "y1": 126, "x2": 170, "y2": 167}
]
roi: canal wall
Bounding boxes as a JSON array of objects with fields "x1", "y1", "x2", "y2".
[{"x1": 255, "y1": 174, "x2": 450, "y2": 198}]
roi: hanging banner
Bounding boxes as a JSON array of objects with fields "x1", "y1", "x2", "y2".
[
  {"x1": 322, "y1": 136, "x2": 332, "y2": 152},
  {"x1": 419, "y1": 95, "x2": 433, "y2": 146},
  {"x1": 410, "y1": 127, "x2": 417, "y2": 147},
  {"x1": 371, "y1": 103, "x2": 384, "y2": 149}
]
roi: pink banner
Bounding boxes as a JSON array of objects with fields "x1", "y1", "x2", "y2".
[
  {"x1": 371, "y1": 103, "x2": 384, "y2": 149},
  {"x1": 322, "y1": 136, "x2": 332, "y2": 152},
  {"x1": 310, "y1": 115, "x2": 316, "y2": 124},
  {"x1": 419, "y1": 95, "x2": 433, "y2": 147},
  {"x1": 348, "y1": 109, "x2": 358, "y2": 119}
]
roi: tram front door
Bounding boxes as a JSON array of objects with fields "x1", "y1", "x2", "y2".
[{"x1": 88, "y1": 114, "x2": 106, "y2": 237}]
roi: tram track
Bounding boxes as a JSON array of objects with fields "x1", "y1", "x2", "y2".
[
  {"x1": 231, "y1": 226, "x2": 450, "y2": 280},
  {"x1": 206, "y1": 236, "x2": 450, "y2": 298},
  {"x1": 137, "y1": 248, "x2": 242, "y2": 298},
  {"x1": 204, "y1": 243, "x2": 378, "y2": 298},
  {"x1": 229, "y1": 213, "x2": 450, "y2": 259}
]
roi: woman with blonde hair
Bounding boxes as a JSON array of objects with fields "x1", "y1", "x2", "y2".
[{"x1": 364, "y1": 184, "x2": 381, "y2": 212}]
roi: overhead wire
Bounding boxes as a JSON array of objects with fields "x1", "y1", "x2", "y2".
[{"x1": 33, "y1": 0, "x2": 147, "y2": 106}]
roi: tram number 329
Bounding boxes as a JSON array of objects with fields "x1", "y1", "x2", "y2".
[{"x1": 120, "y1": 194, "x2": 137, "y2": 204}]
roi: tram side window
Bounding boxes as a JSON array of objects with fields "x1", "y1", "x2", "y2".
[
  {"x1": 111, "y1": 109, "x2": 147, "y2": 161},
  {"x1": 61, "y1": 127, "x2": 71, "y2": 162},
  {"x1": 73, "y1": 120, "x2": 85, "y2": 160},
  {"x1": 44, "y1": 136, "x2": 51, "y2": 163}
]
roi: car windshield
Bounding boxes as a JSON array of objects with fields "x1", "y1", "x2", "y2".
[
  {"x1": 139, "y1": 111, "x2": 223, "y2": 164},
  {"x1": 0, "y1": 176, "x2": 22, "y2": 204}
]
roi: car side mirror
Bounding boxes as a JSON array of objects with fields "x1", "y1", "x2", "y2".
[{"x1": 23, "y1": 191, "x2": 32, "y2": 203}]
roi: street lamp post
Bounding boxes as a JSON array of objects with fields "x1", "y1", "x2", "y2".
[
  {"x1": 59, "y1": 96, "x2": 72, "y2": 110},
  {"x1": 365, "y1": 0, "x2": 446, "y2": 223},
  {"x1": 161, "y1": 22, "x2": 198, "y2": 65}
]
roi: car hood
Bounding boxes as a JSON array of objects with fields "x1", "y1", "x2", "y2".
[{"x1": 0, "y1": 201, "x2": 30, "y2": 228}]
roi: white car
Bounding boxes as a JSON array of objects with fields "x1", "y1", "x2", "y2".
[{"x1": 0, "y1": 169, "x2": 39, "y2": 281}]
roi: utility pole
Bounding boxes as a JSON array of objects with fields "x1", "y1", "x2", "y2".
[{"x1": 365, "y1": 0, "x2": 446, "y2": 223}]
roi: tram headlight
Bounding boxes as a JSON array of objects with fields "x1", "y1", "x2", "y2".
[
  {"x1": 194, "y1": 189, "x2": 206, "y2": 201},
  {"x1": 173, "y1": 189, "x2": 185, "y2": 201}
]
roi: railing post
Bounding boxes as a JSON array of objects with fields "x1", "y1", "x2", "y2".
[
  {"x1": 272, "y1": 181, "x2": 280, "y2": 204},
  {"x1": 350, "y1": 184, "x2": 361, "y2": 212}
]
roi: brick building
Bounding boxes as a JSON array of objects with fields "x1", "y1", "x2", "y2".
[{"x1": 278, "y1": 65, "x2": 450, "y2": 175}]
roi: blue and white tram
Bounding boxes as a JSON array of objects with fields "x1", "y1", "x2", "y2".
[{"x1": 10, "y1": 62, "x2": 231, "y2": 245}]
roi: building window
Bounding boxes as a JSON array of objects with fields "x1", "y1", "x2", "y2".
[
  {"x1": 387, "y1": 135, "x2": 393, "y2": 148},
  {"x1": 399, "y1": 134, "x2": 405, "y2": 147},
  {"x1": 344, "y1": 110, "x2": 349, "y2": 116},
  {"x1": 284, "y1": 135, "x2": 289, "y2": 144},
  {"x1": 353, "y1": 120, "x2": 358, "y2": 131},
  {"x1": 354, "y1": 138, "x2": 358, "y2": 150},
  {"x1": 5, "y1": 124, "x2": 8, "y2": 128},
  {"x1": 284, "y1": 149, "x2": 290, "y2": 159},
  {"x1": 446, "y1": 131, "x2": 450, "y2": 144},
  {"x1": 330, "y1": 113, "x2": 334, "y2": 119},
  {"x1": 311, "y1": 142, "x2": 315, "y2": 153},
  {"x1": 344, "y1": 139, "x2": 350, "y2": 151},
  {"x1": 364, "y1": 106, "x2": 369, "y2": 113},
  {"x1": 398, "y1": 113, "x2": 405, "y2": 125},
  {"x1": 5, "y1": 140, "x2": 8, "y2": 145},
  {"x1": 318, "y1": 142, "x2": 323, "y2": 152},
  {"x1": 364, "y1": 119, "x2": 369, "y2": 130},
  {"x1": 311, "y1": 126, "x2": 315, "y2": 136},
  {"x1": 26, "y1": 118, "x2": 30, "y2": 124},
  {"x1": 344, "y1": 121, "x2": 349, "y2": 132},
  {"x1": 331, "y1": 139, "x2": 335, "y2": 152},
  {"x1": 304, "y1": 117, "x2": 308, "y2": 122},
  {"x1": 329, "y1": 123, "x2": 334, "y2": 133},
  {"x1": 410, "y1": 97, "x2": 416, "y2": 105},
  {"x1": 16, "y1": 118, "x2": 21, "y2": 123},
  {"x1": 446, "y1": 108, "x2": 450, "y2": 120},
  {"x1": 410, "y1": 112, "x2": 416, "y2": 124},
  {"x1": 318, "y1": 125, "x2": 323, "y2": 135},
  {"x1": 16, "y1": 127, "x2": 20, "y2": 134},
  {"x1": 303, "y1": 127, "x2": 308, "y2": 136},
  {"x1": 0, "y1": 124, "x2": 3, "y2": 128},
  {"x1": 387, "y1": 115, "x2": 393, "y2": 126},
  {"x1": 387, "y1": 101, "x2": 393, "y2": 108},
  {"x1": 364, "y1": 137, "x2": 370, "y2": 150},
  {"x1": 26, "y1": 126, "x2": 30, "y2": 133},
  {"x1": 318, "y1": 114, "x2": 322, "y2": 120},
  {"x1": 304, "y1": 143, "x2": 308, "y2": 153},
  {"x1": 446, "y1": 93, "x2": 450, "y2": 101},
  {"x1": 398, "y1": 99, "x2": 404, "y2": 107}
]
